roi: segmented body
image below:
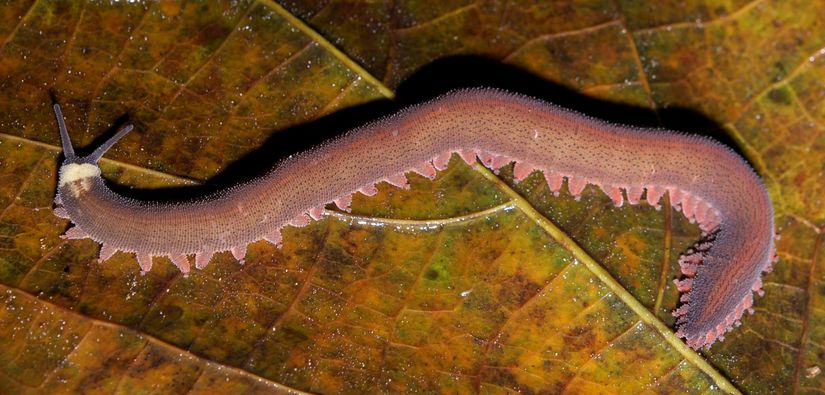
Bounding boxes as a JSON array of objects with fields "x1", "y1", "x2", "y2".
[{"x1": 53, "y1": 88, "x2": 776, "y2": 349}]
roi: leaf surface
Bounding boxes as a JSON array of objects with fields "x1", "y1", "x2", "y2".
[{"x1": 0, "y1": 1, "x2": 823, "y2": 394}]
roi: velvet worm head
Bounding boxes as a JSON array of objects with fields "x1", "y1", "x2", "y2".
[{"x1": 52, "y1": 89, "x2": 776, "y2": 350}]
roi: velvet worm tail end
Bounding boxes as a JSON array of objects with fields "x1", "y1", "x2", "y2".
[{"x1": 51, "y1": 89, "x2": 777, "y2": 350}]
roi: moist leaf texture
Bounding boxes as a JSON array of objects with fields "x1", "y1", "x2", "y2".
[{"x1": 0, "y1": 0, "x2": 823, "y2": 394}]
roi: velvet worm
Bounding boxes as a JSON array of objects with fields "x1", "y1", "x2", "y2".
[{"x1": 52, "y1": 88, "x2": 776, "y2": 349}]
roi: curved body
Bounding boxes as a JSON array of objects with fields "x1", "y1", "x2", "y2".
[{"x1": 54, "y1": 89, "x2": 775, "y2": 349}]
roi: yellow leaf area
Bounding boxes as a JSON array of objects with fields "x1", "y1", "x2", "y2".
[
  {"x1": 0, "y1": 0, "x2": 823, "y2": 394},
  {"x1": 0, "y1": 288, "x2": 301, "y2": 394}
]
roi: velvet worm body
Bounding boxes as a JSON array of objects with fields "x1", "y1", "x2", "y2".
[{"x1": 52, "y1": 89, "x2": 775, "y2": 349}]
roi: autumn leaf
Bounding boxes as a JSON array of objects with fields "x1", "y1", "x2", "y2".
[{"x1": 0, "y1": 1, "x2": 823, "y2": 394}]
